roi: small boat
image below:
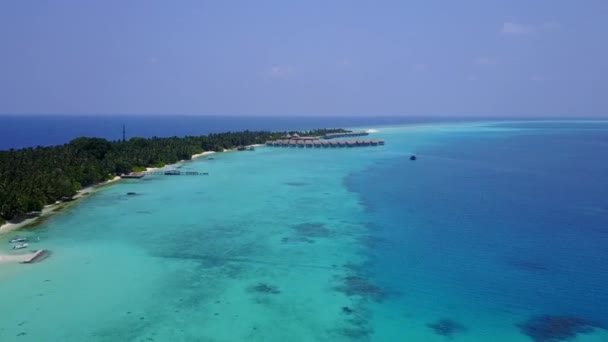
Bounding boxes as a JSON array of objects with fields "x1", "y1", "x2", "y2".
[
  {"x1": 9, "y1": 237, "x2": 27, "y2": 243},
  {"x1": 13, "y1": 243, "x2": 28, "y2": 250},
  {"x1": 127, "y1": 192, "x2": 137, "y2": 195},
  {"x1": 410, "y1": 155, "x2": 417, "y2": 161}
]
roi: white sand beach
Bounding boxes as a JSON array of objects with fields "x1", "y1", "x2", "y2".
[
  {"x1": 0, "y1": 149, "x2": 219, "y2": 237},
  {"x1": 191, "y1": 151, "x2": 216, "y2": 159},
  {"x1": 0, "y1": 176, "x2": 121, "y2": 236},
  {"x1": 0, "y1": 252, "x2": 37, "y2": 264}
]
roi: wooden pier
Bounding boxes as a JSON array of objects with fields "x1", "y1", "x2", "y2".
[
  {"x1": 120, "y1": 172, "x2": 145, "y2": 179},
  {"x1": 265, "y1": 139, "x2": 384, "y2": 148},
  {"x1": 143, "y1": 171, "x2": 208, "y2": 176},
  {"x1": 120, "y1": 171, "x2": 208, "y2": 178},
  {"x1": 323, "y1": 131, "x2": 369, "y2": 139}
]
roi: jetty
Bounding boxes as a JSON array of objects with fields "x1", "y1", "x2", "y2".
[
  {"x1": 120, "y1": 171, "x2": 208, "y2": 177},
  {"x1": 265, "y1": 139, "x2": 384, "y2": 148},
  {"x1": 323, "y1": 131, "x2": 369, "y2": 139},
  {"x1": 22, "y1": 249, "x2": 48, "y2": 264},
  {"x1": 143, "y1": 171, "x2": 208, "y2": 176},
  {"x1": 120, "y1": 172, "x2": 145, "y2": 179}
]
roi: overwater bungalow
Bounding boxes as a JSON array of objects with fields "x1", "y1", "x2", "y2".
[
  {"x1": 323, "y1": 131, "x2": 369, "y2": 139},
  {"x1": 164, "y1": 170, "x2": 181, "y2": 175},
  {"x1": 265, "y1": 138, "x2": 384, "y2": 150}
]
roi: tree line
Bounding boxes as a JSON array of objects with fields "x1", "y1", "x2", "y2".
[{"x1": 0, "y1": 128, "x2": 346, "y2": 224}]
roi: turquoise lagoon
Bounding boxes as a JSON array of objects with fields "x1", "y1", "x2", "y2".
[{"x1": 1, "y1": 121, "x2": 608, "y2": 341}]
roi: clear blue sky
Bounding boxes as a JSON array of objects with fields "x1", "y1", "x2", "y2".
[{"x1": 0, "y1": 0, "x2": 606, "y2": 117}]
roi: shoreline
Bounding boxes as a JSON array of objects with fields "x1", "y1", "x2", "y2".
[
  {"x1": 0, "y1": 150, "x2": 219, "y2": 237},
  {"x1": 0, "y1": 251, "x2": 40, "y2": 264},
  {"x1": 0, "y1": 176, "x2": 121, "y2": 236}
]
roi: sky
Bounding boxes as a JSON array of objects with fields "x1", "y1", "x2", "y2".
[{"x1": 0, "y1": 0, "x2": 607, "y2": 117}]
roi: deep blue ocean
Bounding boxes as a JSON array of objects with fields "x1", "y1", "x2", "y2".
[{"x1": 347, "y1": 121, "x2": 608, "y2": 340}]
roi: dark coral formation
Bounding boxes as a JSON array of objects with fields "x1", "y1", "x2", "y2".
[
  {"x1": 335, "y1": 275, "x2": 386, "y2": 302},
  {"x1": 517, "y1": 315, "x2": 605, "y2": 342},
  {"x1": 292, "y1": 222, "x2": 333, "y2": 238},
  {"x1": 338, "y1": 313, "x2": 374, "y2": 340},
  {"x1": 249, "y1": 283, "x2": 281, "y2": 295},
  {"x1": 427, "y1": 318, "x2": 467, "y2": 338},
  {"x1": 342, "y1": 306, "x2": 354, "y2": 314},
  {"x1": 340, "y1": 326, "x2": 372, "y2": 339},
  {"x1": 331, "y1": 302, "x2": 374, "y2": 340}
]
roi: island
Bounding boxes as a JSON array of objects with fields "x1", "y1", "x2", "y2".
[{"x1": 0, "y1": 128, "x2": 348, "y2": 227}]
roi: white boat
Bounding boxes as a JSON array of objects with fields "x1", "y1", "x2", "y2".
[
  {"x1": 13, "y1": 243, "x2": 28, "y2": 250},
  {"x1": 9, "y1": 237, "x2": 27, "y2": 243}
]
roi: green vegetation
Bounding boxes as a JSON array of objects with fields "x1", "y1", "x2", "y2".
[{"x1": 0, "y1": 128, "x2": 346, "y2": 222}]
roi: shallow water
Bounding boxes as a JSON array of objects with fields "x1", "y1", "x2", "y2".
[{"x1": 1, "y1": 121, "x2": 608, "y2": 341}]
